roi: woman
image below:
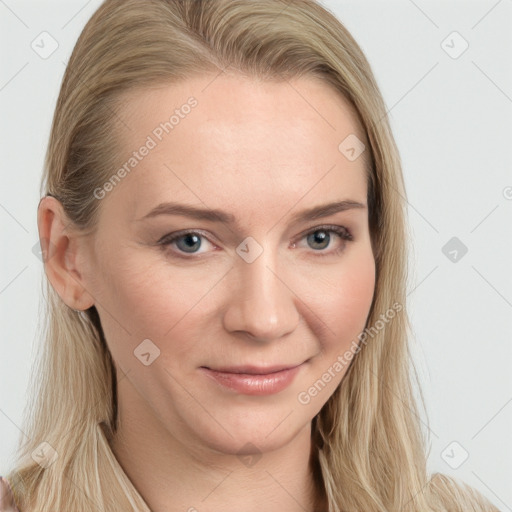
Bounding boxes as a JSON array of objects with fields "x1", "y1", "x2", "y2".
[{"x1": 1, "y1": 0, "x2": 500, "y2": 510}]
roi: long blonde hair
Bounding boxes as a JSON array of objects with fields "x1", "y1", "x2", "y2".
[{"x1": 6, "y1": 1, "x2": 499, "y2": 510}]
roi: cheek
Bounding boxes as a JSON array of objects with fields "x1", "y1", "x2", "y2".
[
  {"x1": 333, "y1": 257, "x2": 375, "y2": 325},
  {"x1": 294, "y1": 251, "x2": 375, "y2": 408},
  {"x1": 307, "y1": 249, "x2": 376, "y2": 354},
  {"x1": 91, "y1": 247, "x2": 227, "y2": 372}
]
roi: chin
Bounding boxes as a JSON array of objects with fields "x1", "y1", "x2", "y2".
[{"x1": 184, "y1": 401, "x2": 313, "y2": 457}]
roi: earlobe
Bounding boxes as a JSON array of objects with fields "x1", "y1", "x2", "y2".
[{"x1": 37, "y1": 196, "x2": 95, "y2": 311}]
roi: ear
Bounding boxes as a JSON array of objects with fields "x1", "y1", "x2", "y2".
[{"x1": 37, "y1": 195, "x2": 95, "y2": 311}]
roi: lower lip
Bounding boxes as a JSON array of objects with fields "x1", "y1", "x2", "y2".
[{"x1": 200, "y1": 365, "x2": 303, "y2": 395}]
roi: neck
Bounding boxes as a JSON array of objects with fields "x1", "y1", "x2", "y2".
[{"x1": 108, "y1": 388, "x2": 327, "y2": 512}]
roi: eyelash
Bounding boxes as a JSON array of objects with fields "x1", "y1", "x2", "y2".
[{"x1": 157, "y1": 224, "x2": 354, "y2": 259}]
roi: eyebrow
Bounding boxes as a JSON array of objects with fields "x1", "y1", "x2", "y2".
[{"x1": 137, "y1": 199, "x2": 366, "y2": 227}]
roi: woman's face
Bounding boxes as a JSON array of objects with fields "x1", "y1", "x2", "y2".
[{"x1": 80, "y1": 73, "x2": 375, "y2": 455}]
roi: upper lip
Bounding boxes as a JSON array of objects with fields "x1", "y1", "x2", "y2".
[{"x1": 202, "y1": 363, "x2": 303, "y2": 375}]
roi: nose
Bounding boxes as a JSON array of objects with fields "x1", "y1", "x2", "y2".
[{"x1": 222, "y1": 247, "x2": 302, "y2": 342}]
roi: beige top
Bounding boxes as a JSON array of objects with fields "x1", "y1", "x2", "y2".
[{"x1": 0, "y1": 477, "x2": 20, "y2": 512}]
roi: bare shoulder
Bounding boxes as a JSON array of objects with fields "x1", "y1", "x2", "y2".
[
  {"x1": 0, "y1": 476, "x2": 20, "y2": 512},
  {"x1": 427, "y1": 472, "x2": 502, "y2": 512}
]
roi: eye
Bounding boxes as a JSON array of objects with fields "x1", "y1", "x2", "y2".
[
  {"x1": 157, "y1": 230, "x2": 215, "y2": 257},
  {"x1": 293, "y1": 225, "x2": 353, "y2": 257}
]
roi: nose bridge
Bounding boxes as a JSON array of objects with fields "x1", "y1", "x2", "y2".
[
  {"x1": 241, "y1": 247, "x2": 281, "y2": 305},
  {"x1": 224, "y1": 240, "x2": 300, "y2": 340}
]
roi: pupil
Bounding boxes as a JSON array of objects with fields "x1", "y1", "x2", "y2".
[
  {"x1": 178, "y1": 234, "x2": 201, "y2": 253},
  {"x1": 308, "y1": 230, "x2": 329, "y2": 250}
]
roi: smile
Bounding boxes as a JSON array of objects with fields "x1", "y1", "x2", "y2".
[{"x1": 199, "y1": 363, "x2": 304, "y2": 395}]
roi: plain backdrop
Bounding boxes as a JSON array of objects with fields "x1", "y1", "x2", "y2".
[{"x1": 1, "y1": 0, "x2": 511, "y2": 509}]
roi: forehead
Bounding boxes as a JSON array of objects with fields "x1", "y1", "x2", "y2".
[{"x1": 107, "y1": 73, "x2": 369, "y2": 222}]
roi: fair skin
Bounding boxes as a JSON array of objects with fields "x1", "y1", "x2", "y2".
[{"x1": 38, "y1": 73, "x2": 375, "y2": 512}]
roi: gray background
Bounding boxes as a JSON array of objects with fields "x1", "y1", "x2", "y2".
[{"x1": 1, "y1": 0, "x2": 511, "y2": 509}]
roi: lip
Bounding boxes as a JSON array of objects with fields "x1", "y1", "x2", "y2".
[
  {"x1": 206, "y1": 364, "x2": 300, "y2": 375},
  {"x1": 199, "y1": 363, "x2": 304, "y2": 395}
]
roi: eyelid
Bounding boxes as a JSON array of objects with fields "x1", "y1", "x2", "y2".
[
  {"x1": 293, "y1": 223, "x2": 353, "y2": 243},
  {"x1": 158, "y1": 224, "x2": 352, "y2": 244},
  {"x1": 157, "y1": 228, "x2": 217, "y2": 245}
]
